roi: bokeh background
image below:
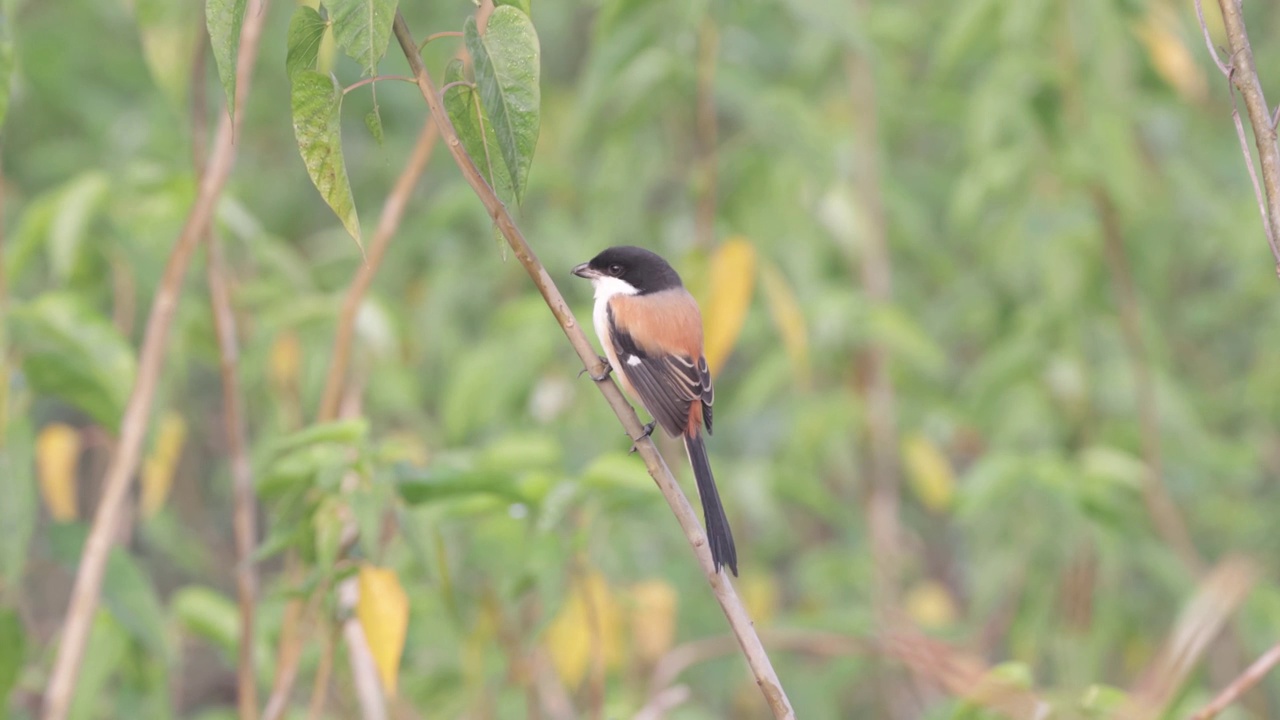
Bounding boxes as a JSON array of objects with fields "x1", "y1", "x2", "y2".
[{"x1": 4, "y1": 0, "x2": 1280, "y2": 717}]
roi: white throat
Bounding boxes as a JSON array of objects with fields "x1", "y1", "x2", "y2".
[{"x1": 590, "y1": 276, "x2": 638, "y2": 351}]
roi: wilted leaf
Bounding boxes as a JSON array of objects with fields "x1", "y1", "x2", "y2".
[
  {"x1": 291, "y1": 70, "x2": 362, "y2": 247},
  {"x1": 629, "y1": 580, "x2": 677, "y2": 665},
  {"x1": 357, "y1": 564, "x2": 409, "y2": 695},
  {"x1": 1134, "y1": 4, "x2": 1206, "y2": 103},
  {"x1": 443, "y1": 59, "x2": 516, "y2": 204},
  {"x1": 902, "y1": 434, "x2": 955, "y2": 513},
  {"x1": 324, "y1": 0, "x2": 398, "y2": 76},
  {"x1": 10, "y1": 294, "x2": 137, "y2": 432},
  {"x1": 36, "y1": 423, "x2": 80, "y2": 522},
  {"x1": 905, "y1": 580, "x2": 958, "y2": 628},
  {"x1": 543, "y1": 571, "x2": 623, "y2": 687},
  {"x1": 141, "y1": 413, "x2": 188, "y2": 518},
  {"x1": 286, "y1": 5, "x2": 328, "y2": 79},
  {"x1": 465, "y1": 6, "x2": 541, "y2": 202},
  {"x1": 758, "y1": 259, "x2": 810, "y2": 388},
  {"x1": 701, "y1": 236, "x2": 757, "y2": 374},
  {"x1": 135, "y1": 0, "x2": 201, "y2": 106},
  {"x1": 206, "y1": 0, "x2": 247, "y2": 117},
  {"x1": 268, "y1": 330, "x2": 302, "y2": 391},
  {"x1": 739, "y1": 573, "x2": 779, "y2": 626}
]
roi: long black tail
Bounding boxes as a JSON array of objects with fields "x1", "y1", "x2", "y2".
[{"x1": 683, "y1": 433, "x2": 738, "y2": 576}]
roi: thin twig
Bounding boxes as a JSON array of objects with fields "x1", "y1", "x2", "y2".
[
  {"x1": 1092, "y1": 187, "x2": 1205, "y2": 574},
  {"x1": 1192, "y1": 0, "x2": 1228, "y2": 75},
  {"x1": 391, "y1": 12, "x2": 795, "y2": 719},
  {"x1": 1193, "y1": 641, "x2": 1280, "y2": 719},
  {"x1": 1227, "y1": 77, "x2": 1279, "y2": 262},
  {"x1": 191, "y1": 18, "x2": 258, "y2": 719},
  {"x1": 40, "y1": 1, "x2": 271, "y2": 718},
  {"x1": 438, "y1": 79, "x2": 473, "y2": 96},
  {"x1": 343, "y1": 74, "x2": 416, "y2": 96},
  {"x1": 316, "y1": 119, "x2": 439, "y2": 420},
  {"x1": 417, "y1": 30, "x2": 463, "y2": 52},
  {"x1": 1205, "y1": 0, "x2": 1280, "y2": 266}
]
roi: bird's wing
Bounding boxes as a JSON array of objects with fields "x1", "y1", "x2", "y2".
[{"x1": 608, "y1": 308, "x2": 711, "y2": 437}]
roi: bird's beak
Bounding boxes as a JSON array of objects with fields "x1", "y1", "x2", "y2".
[{"x1": 571, "y1": 263, "x2": 599, "y2": 279}]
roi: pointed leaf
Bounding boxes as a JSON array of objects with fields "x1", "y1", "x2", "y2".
[
  {"x1": 291, "y1": 70, "x2": 362, "y2": 246},
  {"x1": 443, "y1": 59, "x2": 515, "y2": 203},
  {"x1": 0, "y1": 0, "x2": 14, "y2": 131},
  {"x1": 206, "y1": 0, "x2": 247, "y2": 117},
  {"x1": 286, "y1": 5, "x2": 328, "y2": 79},
  {"x1": 758, "y1": 260, "x2": 810, "y2": 388},
  {"x1": 324, "y1": 0, "x2": 398, "y2": 76},
  {"x1": 365, "y1": 107, "x2": 383, "y2": 145},
  {"x1": 10, "y1": 294, "x2": 137, "y2": 432},
  {"x1": 49, "y1": 171, "x2": 110, "y2": 282},
  {"x1": 357, "y1": 564, "x2": 409, "y2": 695},
  {"x1": 140, "y1": 412, "x2": 187, "y2": 518},
  {"x1": 464, "y1": 6, "x2": 540, "y2": 202},
  {"x1": 701, "y1": 236, "x2": 757, "y2": 373},
  {"x1": 135, "y1": 0, "x2": 201, "y2": 106}
]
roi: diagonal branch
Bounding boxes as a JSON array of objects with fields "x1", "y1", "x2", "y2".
[
  {"x1": 390, "y1": 11, "x2": 795, "y2": 719},
  {"x1": 40, "y1": 1, "x2": 272, "y2": 718},
  {"x1": 1193, "y1": 640, "x2": 1280, "y2": 719},
  {"x1": 1198, "y1": 0, "x2": 1280, "y2": 267}
]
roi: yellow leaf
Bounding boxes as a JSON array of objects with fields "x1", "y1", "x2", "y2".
[
  {"x1": 700, "y1": 237, "x2": 757, "y2": 374},
  {"x1": 905, "y1": 580, "x2": 957, "y2": 629},
  {"x1": 356, "y1": 564, "x2": 409, "y2": 696},
  {"x1": 758, "y1": 260, "x2": 811, "y2": 388},
  {"x1": 1134, "y1": 4, "x2": 1207, "y2": 103},
  {"x1": 141, "y1": 413, "x2": 187, "y2": 518},
  {"x1": 269, "y1": 330, "x2": 302, "y2": 391},
  {"x1": 543, "y1": 571, "x2": 623, "y2": 687},
  {"x1": 902, "y1": 434, "x2": 955, "y2": 513},
  {"x1": 629, "y1": 580, "x2": 678, "y2": 665},
  {"x1": 36, "y1": 423, "x2": 80, "y2": 521},
  {"x1": 739, "y1": 573, "x2": 779, "y2": 627}
]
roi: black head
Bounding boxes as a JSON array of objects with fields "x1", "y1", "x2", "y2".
[{"x1": 571, "y1": 245, "x2": 684, "y2": 295}]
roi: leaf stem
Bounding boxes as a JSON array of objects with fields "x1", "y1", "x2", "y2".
[
  {"x1": 438, "y1": 79, "x2": 474, "y2": 96},
  {"x1": 343, "y1": 74, "x2": 416, "y2": 96},
  {"x1": 417, "y1": 30, "x2": 463, "y2": 52}
]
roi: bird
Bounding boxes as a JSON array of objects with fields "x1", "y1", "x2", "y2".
[{"x1": 572, "y1": 245, "x2": 738, "y2": 576}]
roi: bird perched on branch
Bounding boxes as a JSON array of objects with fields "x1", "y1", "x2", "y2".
[{"x1": 572, "y1": 246, "x2": 738, "y2": 576}]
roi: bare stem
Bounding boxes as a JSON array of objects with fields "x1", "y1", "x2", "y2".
[
  {"x1": 391, "y1": 11, "x2": 794, "y2": 719},
  {"x1": 1193, "y1": 641, "x2": 1280, "y2": 719},
  {"x1": 417, "y1": 30, "x2": 463, "y2": 52},
  {"x1": 343, "y1": 74, "x2": 416, "y2": 96},
  {"x1": 40, "y1": 2, "x2": 271, "y2": 718}
]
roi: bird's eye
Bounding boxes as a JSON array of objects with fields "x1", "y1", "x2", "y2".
[{"x1": 608, "y1": 264, "x2": 624, "y2": 276}]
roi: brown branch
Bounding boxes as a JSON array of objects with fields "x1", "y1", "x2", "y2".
[
  {"x1": 343, "y1": 74, "x2": 415, "y2": 96},
  {"x1": 391, "y1": 12, "x2": 795, "y2": 718},
  {"x1": 1091, "y1": 187, "x2": 1204, "y2": 574},
  {"x1": 1200, "y1": 0, "x2": 1280, "y2": 266},
  {"x1": 191, "y1": 19, "x2": 258, "y2": 719},
  {"x1": 40, "y1": 1, "x2": 271, "y2": 718},
  {"x1": 1193, "y1": 640, "x2": 1280, "y2": 720},
  {"x1": 316, "y1": 118, "x2": 440, "y2": 420}
]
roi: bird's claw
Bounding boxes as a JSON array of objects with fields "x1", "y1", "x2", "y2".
[
  {"x1": 578, "y1": 355, "x2": 612, "y2": 382},
  {"x1": 629, "y1": 421, "x2": 657, "y2": 454}
]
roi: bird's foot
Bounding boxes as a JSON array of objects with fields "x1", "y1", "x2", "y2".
[
  {"x1": 629, "y1": 421, "x2": 657, "y2": 454},
  {"x1": 578, "y1": 356, "x2": 612, "y2": 382}
]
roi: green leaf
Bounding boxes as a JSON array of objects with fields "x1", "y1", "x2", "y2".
[
  {"x1": 494, "y1": 0, "x2": 531, "y2": 14},
  {"x1": 0, "y1": 607, "x2": 24, "y2": 712},
  {"x1": 286, "y1": 6, "x2": 328, "y2": 79},
  {"x1": 205, "y1": 0, "x2": 247, "y2": 117},
  {"x1": 135, "y1": 0, "x2": 201, "y2": 106},
  {"x1": 291, "y1": 70, "x2": 362, "y2": 247},
  {"x1": 365, "y1": 107, "x2": 383, "y2": 145},
  {"x1": 0, "y1": 1, "x2": 14, "y2": 131},
  {"x1": 443, "y1": 58, "x2": 515, "y2": 203},
  {"x1": 68, "y1": 613, "x2": 128, "y2": 720},
  {"x1": 464, "y1": 6, "x2": 540, "y2": 202},
  {"x1": 0, "y1": 420, "x2": 36, "y2": 590},
  {"x1": 395, "y1": 466, "x2": 527, "y2": 506},
  {"x1": 268, "y1": 418, "x2": 370, "y2": 456},
  {"x1": 323, "y1": 0, "x2": 398, "y2": 76},
  {"x1": 103, "y1": 548, "x2": 168, "y2": 658},
  {"x1": 170, "y1": 586, "x2": 238, "y2": 658},
  {"x1": 10, "y1": 294, "x2": 137, "y2": 432},
  {"x1": 49, "y1": 171, "x2": 109, "y2": 282}
]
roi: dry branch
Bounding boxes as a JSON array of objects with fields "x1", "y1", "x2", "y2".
[
  {"x1": 390, "y1": 12, "x2": 795, "y2": 719},
  {"x1": 40, "y1": 1, "x2": 271, "y2": 718},
  {"x1": 1193, "y1": 641, "x2": 1280, "y2": 719}
]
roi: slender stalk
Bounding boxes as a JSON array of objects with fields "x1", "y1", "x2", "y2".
[
  {"x1": 391, "y1": 12, "x2": 795, "y2": 718},
  {"x1": 1193, "y1": 641, "x2": 1280, "y2": 720},
  {"x1": 40, "y1": 2, "x2": 270, "y2": 717}
]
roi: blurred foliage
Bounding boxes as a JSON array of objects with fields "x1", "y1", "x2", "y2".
[{"x1": 3, "y1": 0, "x2": 1280, "y2": 717}]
